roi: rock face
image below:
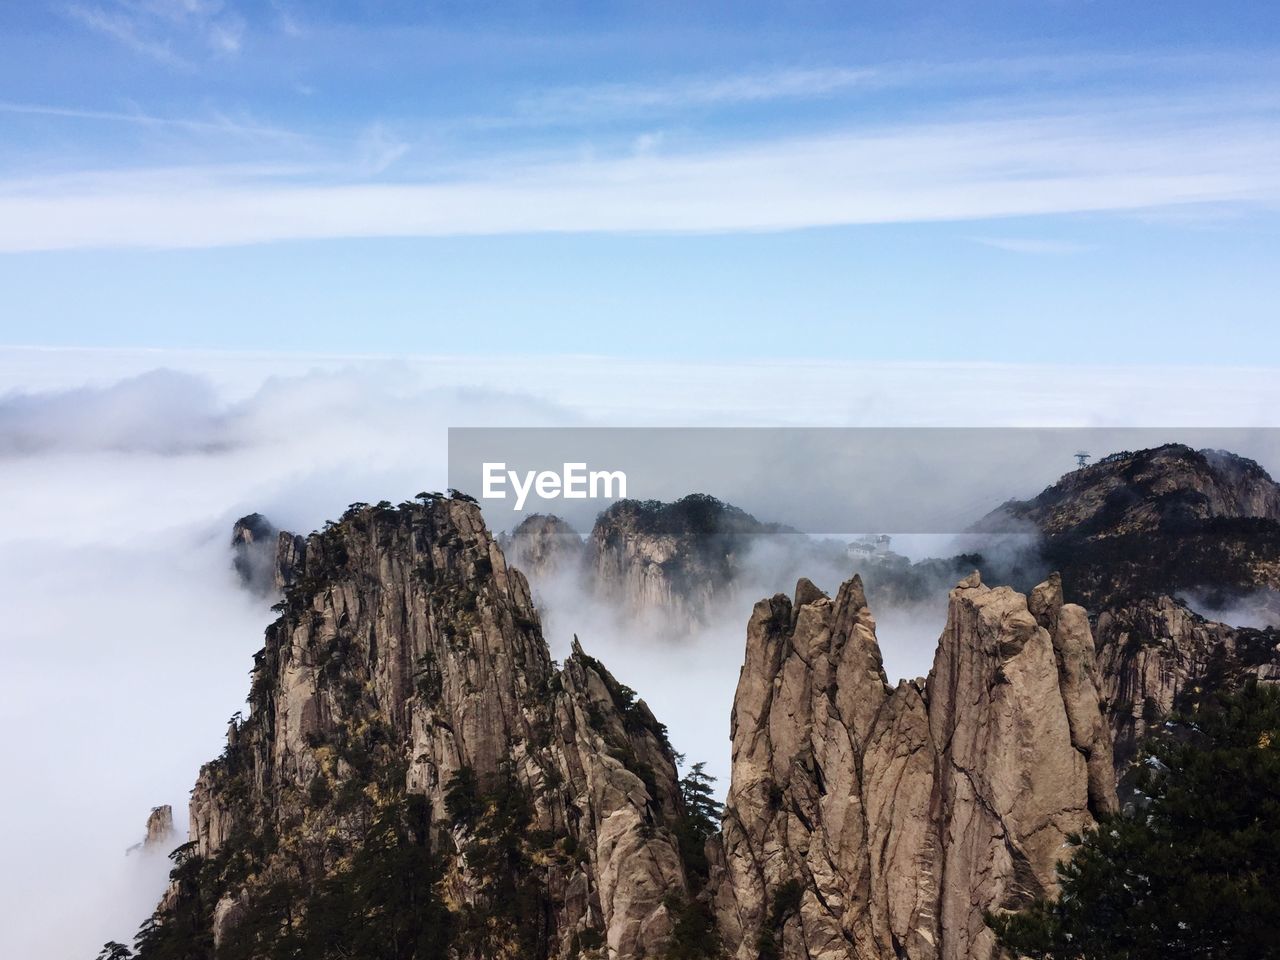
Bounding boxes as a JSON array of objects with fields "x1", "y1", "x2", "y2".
[
  {"x1": 156, "y1": 496, "x2": 690, "y2": 960},
  {"x1": 587, "y1": 494, "x2": 787, "y2": 629},
  {"x1": 1094, "y1": 595, "x2": 1280, "y2": 773},
  {"x1": 711, "y1": 572, "x2": 1116, "y2": 960},
  {"x1": 500, "y1": 513, "x2": 585, "y2": 580},
  {"x1": 978, "y1": 444, "x2": 1280, "y2": 782},
  {"x1": 144, "y1": 805, "x2": 176, "y2": 850},
  {"x1": 230, "y1": 513, "x2": 278, "y2": 595},
  {"x1": 230, "y1": 512, "x2": 305, "y2": 595},
  {"x1": 512, "y1": 500, "x2": 978, "y2": 637},
  {"x1": 128, "y1": 804, "x2": 177, "y2": 855}
]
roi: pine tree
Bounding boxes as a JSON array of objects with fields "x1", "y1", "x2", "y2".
[
  {"x1": 990, "y1": 679, "x2": 1280, "y2": 959},
  {"x1": 680, "y1": 762, "x2": 722, "y2": 839},
  {"x1": 673, "y1": 760, "x2": 723, "y2": 887}
]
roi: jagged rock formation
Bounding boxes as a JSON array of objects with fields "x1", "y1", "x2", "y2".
[
  {"x1": 128, "y1": 804, "x2": 177, "y2": 856},
  {"x1": 230, "y1": 513, "x2": 279, "y2": 595},
  {"x1": 978, "y1": 444, "x2": 1280, "y2": 782},
  {"x1": 230, "y1": 512, "x2": 305, "y2": 596},
  {"x1": 510, "y1": 499, "x2": 978, "y2": 636},
  {"x1": 144, "y1": 805, "x2": 176, "y2": 851},
  {"x1": 146, "y1": 444, "x2": 1280, "y2": 960},
  {"x1": 710, "y1": 572, "x2": 1116, "y2": 960},
  {"x1": 499, "y1": 514, "x2": 585, "y2": 580},
  {"x1": 152, "y1": 496, "x2": 692, "y2": 960}
]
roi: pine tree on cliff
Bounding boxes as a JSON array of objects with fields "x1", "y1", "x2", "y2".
[{"x1": 990, "y1": 679, "x2": 1280, "y2": 959}]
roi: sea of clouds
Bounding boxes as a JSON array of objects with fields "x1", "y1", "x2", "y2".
[{"x1": 5, "y1": 348, "x2": 1280, "y2": 958}]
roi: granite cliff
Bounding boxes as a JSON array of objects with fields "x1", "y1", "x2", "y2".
[
  {"x1": 146, "y1": 495, "x2": 692, "y2": 960},
  {"x1": 709, "y1": 572, "x2": 1115, "y2": 960},
  {"x1": 126, "y1": 443, "x2": 1280, "y2": 959},
  {"x1": 134, "y1": 494, "x2": 1132, "y2": 960}
]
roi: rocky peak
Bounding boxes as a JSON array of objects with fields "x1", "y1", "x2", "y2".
[
  {"x1": 500, "y1": 513, "x2": 585, "y2": 580},
  {"x1": 587, "y1": 494, "x2": 783, "y2": 628},
  {"x1": 988, "y1": 444, "x2": 1280, "y2": 539},
  {"x1": 128, "y1": 804, "x2": 176, "y2": 856},
  {"x1": 711, "y1": 570, "x2": 1115, "y2": 960},
  {"x1": 230, "y1": 513, "x2": 278, "y2": 595},
  {"x1": 144, "y1": 805, "x2": 175, "y2": 849},
  {"x1": 230, "y1": 512, "x2": 305, "y2": 596},
  {"x1": 977, "y1": 444, "x2": 1280, "y2": 787},
  {"x1": 155, "y1": 494, "x2": 692, "y2": 959},
  {"x1": 978, "y1": 444, "x2": 1280, "y2": 606}
]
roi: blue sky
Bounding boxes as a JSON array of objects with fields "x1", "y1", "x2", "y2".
[{"x1": 1, "y1": 1, "x2": 1279, "y2": 362}]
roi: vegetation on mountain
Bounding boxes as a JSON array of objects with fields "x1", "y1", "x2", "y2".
[{"x1": 990, "y1": 680, "x2": 1280, "y2": 959}]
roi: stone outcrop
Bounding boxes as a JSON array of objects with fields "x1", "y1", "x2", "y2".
[
  {"x1": 982, "y1": 444, "x2": 1280, "y2": 541},
  {"x1": 230, "y1": 512, "x2": 305, "y2": 595},
  {"x1": 143, "y1": 805, "x2": 175, "y2": 850},
  {"x1": 587, "y1": 494, "x2": 785, "y2": 629},
  {"x1": 500, "y1": 513, "x2": 585, "y2": 580},
  {"x1": 978, "y1": 445, "x2": 1280, "y2": 783},
  {"x1": 230, "y1": 513, "x2": 278, "y2": 595},
  {"x1": 270, "y1": 528, "x2": 306, "y2": 591},
  {"x1": 128, "y1": 804, "x2": 177, "y2": 856},
  {"x1": 711, "y1": 571, "x2": 1116, "y2": 960},
  {"x1": 586, "y1": 496, "x2": 814, "y2": 632},
  {"x1": 511, "y1": 500, "x2": 978, "y2": 636},
  {"x1": 168, "y1": 496, "x2": 691, "y2": 960},
  {"x1": 1094, "y1": 594, "x2": 1280, "y2": 773}
]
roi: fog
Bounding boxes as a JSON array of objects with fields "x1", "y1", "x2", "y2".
[
  {"x1": 4, "y1": 349, "x2": 1280, "y2": 958},
  {"x1": 526, "y1": 572, "x2": 955, "y2": 797},
  {"x1": 1179, "y1": 588, "x2": 1280, "y2": 630}
]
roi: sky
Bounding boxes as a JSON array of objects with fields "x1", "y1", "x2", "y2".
[
  {"x1": 1, "y1": 1, "x2": 1279, "y2": 361},
  {"x1": 3, "y1": 5, "x2": 1280, "y2": 954}
]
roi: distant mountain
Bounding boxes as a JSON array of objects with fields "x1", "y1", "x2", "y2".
[
  {"x1": 978, "y1": 443, "x2": 1280, "y2": 777},
  {"x1": 230, "y1": 512, "x2": 305, "y2": 597},
  {"x1": 978, "y1": 443, "x2": 1280, "y2": 607},
  {"x1": 586, "y1": 494, "x2": 790, "y2": 627},
  {"x1": 499, "y1": 513, "x2": 585, "y2": 580},
  {"x1": 503, "y1": 495, "x2": 978, "y2": 631}
]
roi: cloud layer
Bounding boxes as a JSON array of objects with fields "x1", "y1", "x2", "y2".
[
  {"x1": 3, "y1": 92, "x2": 1279, "y2": 251},
  {"x1": 5, "y1": 349, "x2": 1280, "y2": 956}
]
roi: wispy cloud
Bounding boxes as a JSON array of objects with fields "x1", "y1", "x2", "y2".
[
  {"x1": 268, "y1": 0, "x2": 304, "y2": 38},
  {"x1": 206, "y1": 14, "x2": 244, "y2": 55},
  {"x1": 61, "y1": 0, "x2": 246, "y2": 66},
  {"x1": 353, "y1": 122, "x2": 410, "y2": 176},
  {"x1": 516, "y1": 66, "x2": 880, "y2": 119},
  {"x1": 968, "y1": 236, "x2": 1094, "y2": 255},
  {"x1": 64, "y1": 3, "x2": 190, "y2": 68},
  {"x1": 1, "y1": 94, "x2": 1278, "y2": 252},
  {"x1": 491, "y1": 52, "x2": 1272, "y2": 128},
  {"x1": 0, "y1": 100, "x2": 306, "y2": 144}
]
